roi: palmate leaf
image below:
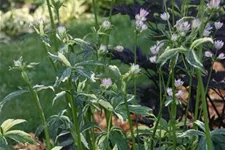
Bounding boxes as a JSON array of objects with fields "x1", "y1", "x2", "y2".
[
  {"x1": 185, "y1": 50, "x2": 204, "y2": 71},
  {"x1": 0, "y1": 90, "x2": 28, "y2": 113},
  {"x1": 157, "y1": 46, "x2": 186, "y2": 67},
  {"x1": 1, "y1": 119, "x2": 26, "y2": 133},
  {"x1": 5, "y1": 130, "x2": 38, "y2": 145}
]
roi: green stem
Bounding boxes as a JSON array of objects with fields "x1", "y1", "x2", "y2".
[
  {"x1": 150, "y1": 69, "x2": 172, "y2": 149},
  {"x1": 67, "y1": 77, "x2": 83, "y2": 150},
  {"x1": 122, "y1": 82, "x2": 136, "y2": 150},
  {"x1": 196, "y1": 70, "x2": 213, "y2": 150},
  {"x1": 106, "y1": 111, "x2": 113, "y2": 150},
  {"x1": 170, "y1": 59, "x2": 177, "y2": 149},
  {"x1": 92, "y1": 0, "x2": 99, "y2": 30},
  {"x1": 42, "y1": 44, "x2": 57, "y2": 72},
  {"x1": 21, "y1": 71, "x2": 51, "y2": 150},
  {"x1": 46, "y1": 0, "x2": 58, "y2": 52}
]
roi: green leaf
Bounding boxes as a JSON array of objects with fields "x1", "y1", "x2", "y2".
[
  {"x1": 194, "y1": 120, "x2": 205, "y2": 132},
  {"x1": 0, "y1": 141, "x2": 13, "y2": 150},
  {"x1": 5, "y1": 130, "x2": 38, "y2": 145},
  {"x1": 157, "y1": 46, "x2": 186, "y2": 66},
  {"x1": 128, "y1": 105, "x2": 151, "y2": 117},
  {"x1": 52, "y1": 91, "x2": 66, "y2": 105},
  {"x1": 109, "y1": 65, "x2": 121, "y2": 77},
  {"x1": 98, "y1": 99, "x2": 113, "y2": 111},
  {"x1": 109, "y1": 131, "x2": 130, "y2": 150},
  {"x1": 60, "y1": 68, "x2": 72, "y2": 82},
  {"x1": 81, "y1": 133, "x2": 89, "y2": 149},
  {"x1": 33, "y1": 85, "x2": 54, "y2": 92},
  {"x1": 178, "y1": 129, "x2": 205, "y2": 138},
  {"x1": 190, "y1": 37, "x2": 213, "y2": 50},
  {"x1": 51, "y1": 146, "x2": 63, "y2": 150},
  {"x1": 185, "y1": 50, "x2": 203, "y2": 70},
  {"x1": 0, "y1": 90, "x2": 28, "y2": 112},
  {"x1": 1, "y1": 119, "x2": 26, "y2": 133},
  {"x1": 48, "y1": 52, "x2": 71, "y2": 67}
]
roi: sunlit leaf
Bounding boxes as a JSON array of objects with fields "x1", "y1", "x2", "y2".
[
  {"x1": 1, "y1": 119, "x2": 26, "y2": 133},
  {"x1": 185, "y1": 50, "x2": 203, "y2": 71},
  {"x1": 190, "y1": 37, "x2": 213, "y2": 50}
]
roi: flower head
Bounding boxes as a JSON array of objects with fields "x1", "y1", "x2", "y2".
[
  {"x1": 217, "y1": 53, "x2": 225, "y2": 60},
  {"x1": 171, "y1": 34, "x2": 178, "y2": 41},
  {"x1": 149, "y1": 56, "x2": 157, "y2": 63},
  {"x1": 102, "y1": 20, "x2": 111, "y2": 29},
  {"x1": 174, "y1": 79, "x2": 184, "y2": 87},
  {"x1": 208, "y1": 0, "x2": 221, "y2": 9},
  {"x1": 175, "y1": 90, "x2": 184, "y2": 98},
  {"x1": 176, "y1": 21, "x2": 190, "y2": 33},
  {"x1": 204, "y1": 51, "x2": 213, "y2": 58},
  {"x1": 136, "y1": 21, "x2": 148, "y2": 32},
  {"x1": 101, "y1": 78, "x2": 112, "y2": 89},
  {"x1": 135, "y1": 8, "x2": 149, "y2": 22},
  {"x1": 214, "y1": 22, "x2": 223, "y2": 30},
  {"x1": 129, "y1": 64, "x2": 141, "y2": 75},
  {"x1": 99, "y1": 44, "x2": 108, "y2": 54},
  {"x1": 192, "y1": 18, "x2": 201, "y2": 29},
  {"x1": 114, "y1": 45, "x2": 124, "y2": 52},
  {"x1": 203, "y1": 23, "x2": 212, "y2": 37},
  {"x1": 150, "y1": 41, "x2": 164, "y2": 55},
  {"x1": 167, "y1": 87, "x2": 173, "y2": 97},
  {"x1": 214, "y1": 40, "x2": 224, "y2": 50},
  {"x1": 160, "y1": 12, "x2": 170, "y2": 21}
]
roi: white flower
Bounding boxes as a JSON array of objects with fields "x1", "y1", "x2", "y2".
[
  {"x1": 204, "y1": 51, "x2": 213, "y2": 58},
  {"x1": 192, "y1": 18, "x2": 201, "y2": 29},
  {"x1": 149, "y1": 56, "x2": 157, "y2": 63},
  {"x1": 57, "y1": 26, "x2": 66, "y2": 35},
  {"x1": 129, "y1": 64, "x2": 141, "y2": 75},
  {"x1": 176, "y1": 21, "x2": 190, "y2": 33},
  {"x1": 135, "y1": 8, "x2": 149, "y2": 22},
  {"x1": 175, "y1": 90, "x2": 184, "y2": 98},
  {"x1": 207, "y1": 0, "x2": 221, "y2": 9},
  {"x1": 174, "y1": 79, "x2": 184, "y2": 87},
  {"x1": 214, "y1": 40, "x2": 224, "y2": 50},
  {"x1": 136, "y1": 21, "x2": 148, "y2": 32},
  {"x1": 114, "y1": 45, "x2": 124, "y2": 52},
  {"x1": 167, "y1": 87, "x2": 173, "y2": 97},
  {"x1": 150, "y1": 42, "x2": 164, "y2": 55},
  {"x1": 160, "y1": 12, "x2": 170, "y2": 21},
  {"x1": 214, "y1": 22, "x2": 223, "y2": 30},
  {"x1": 102, "y1": 20, "x2": 111, "y2": 29},
  {"x1": 99, "y1": 44, "x2": 107, "y2": 54},
  {"x1": 203, "y1": 23, "x2": 212, "y2": 37},
  {"x1": 171, "y1": 34, "x2": 178, "y2": 41},
  {"x1": 217, "y1": 53, "x2": 225, "y2": 60},
  {"x1": 203, "y1": 30, "x2": 211, "y2": 37},
  {"x1": 101, "y1": 78, "x2": 112, "y2": 89}
]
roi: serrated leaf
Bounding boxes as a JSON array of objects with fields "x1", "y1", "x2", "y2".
[
  {"x1": 5, "y1": 130, "x2": 38, "y2": 145},
  {"x1": 0, "y1": 90, "x2": 28, "y2": 112},
  {"x1": 1, "y1": 119, "x2": 26, "y2": 133},
  {"x1": 157, "y1": 46, "x2": 186, "y2": 66},
  {"x1": 185, "y1": 50, "x2": 203, "y2": 70},
  {"x1": 52, "y1": 91, "x2": 66, "y2": 105},
  {"x1": 190, "y1": 37, "x2": 213, "y2": 50},
  {"x1": 51, "y1": 146, "x2": 63, "y2": 150},
  {"x1": 98, "y1": 99, "x2": 113, "y2": 111}
]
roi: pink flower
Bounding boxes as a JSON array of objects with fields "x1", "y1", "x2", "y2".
[
  {"x1": 208, "y1": 0, "x2": 221, "y2": 9},
  {"x1": 101, "y1": 78, "x2": 112, "y2": 89}
]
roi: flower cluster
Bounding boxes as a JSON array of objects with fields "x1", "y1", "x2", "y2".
[
  {"x1": 101, "y1": 78, "x2": 112, "y2": 89},
  {"x1": 167, "y1": 79, "x2": 184, "y2": 99},
  {"x1": 135, "y1": 8, "x2": 149, "y2": 32},
  {"x1": 149, "y1": 41, "x2": 164, "y2": 63},
  {"x1": 205, "y1": 40, "x2": 224, "y2": 60}
]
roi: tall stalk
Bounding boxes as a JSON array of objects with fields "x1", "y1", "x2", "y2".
[
  {"x1": 92, "y1": 0, "x2": 99, "y2": 30},
  {"x1": 46, "y1": 0, "x2": 58, "y2": 52},
  {"x1": 67, "y1": 77, "x2": 83, "y2": 150},
  {"x1": 122, "y1": 81, "x2": 136, "y2": 150},
  {"x1": 21, "y1": 71, "x2": 51, "y2": 150}
]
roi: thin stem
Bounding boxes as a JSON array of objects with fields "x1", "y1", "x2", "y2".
[
  {"x1": 150, "y1": 69, "x2": 172, "y2": 149},
  {"x1": 122, "y1": 82, "x2": 136, "y2": 150},
  {"x1": 92, "y1": 0, "x2": 99, "y2": 30},
  {"x1": 21, "y1": 71, "x2": 51, "y2": 150},
  {"x1": 42, "y1": 44, "x2": 57, "y2": 72},
  {"x1": 46, "y1": 0, "x2": 58, "y2": 52},
  {"x1": 106, "y1": 111, "x2": 113, "y2": 150},
  {"x1": 67, "y1": 77, "x2": 83, "y2": 150}
]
